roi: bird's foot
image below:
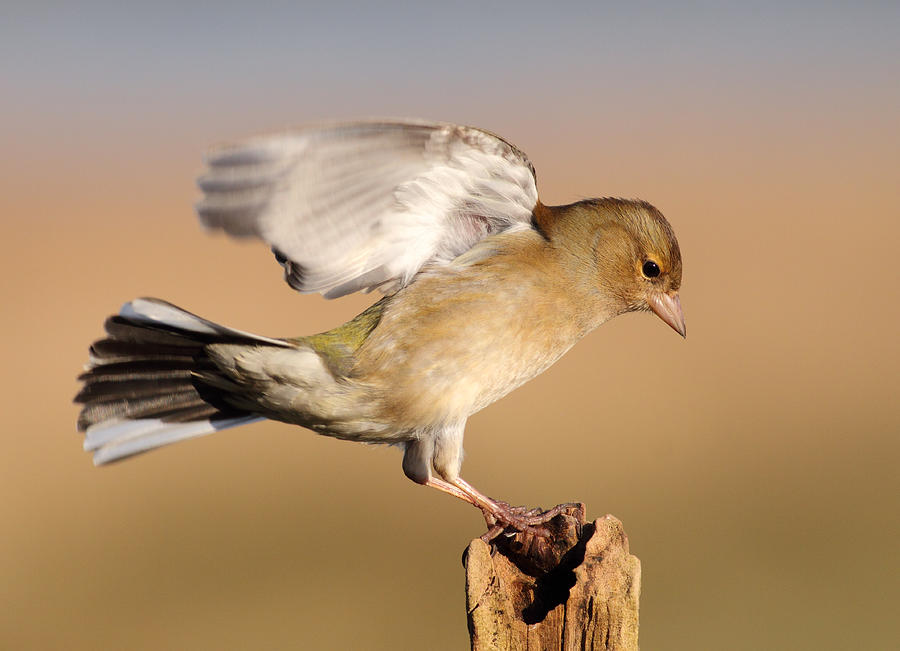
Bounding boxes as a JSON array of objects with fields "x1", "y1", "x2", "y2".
[
  {"x1": 479, "y1": 500, "x2": 584, "y2": 543},
  {"x1": 422, "y1": 475, "x2": 584, "y2": 553},
  {"x1": 478, "y1": 501, "x2": 587, "y2": 573}
]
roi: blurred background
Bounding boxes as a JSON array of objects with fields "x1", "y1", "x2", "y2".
[{"x1": 2, "y1": 2, "x2": 898, "y2": 649}]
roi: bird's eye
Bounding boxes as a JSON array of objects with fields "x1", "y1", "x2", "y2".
[{"x1": 642, "y1": 260, "x2": 661, "y2": 278}]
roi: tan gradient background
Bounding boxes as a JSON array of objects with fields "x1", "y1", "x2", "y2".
[{"x1": 2, "y1": 4, "x2": 898, "y2": 650}]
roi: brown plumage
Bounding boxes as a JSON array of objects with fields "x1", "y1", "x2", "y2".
[{"x1": 76, "y1": 120, "x2": 685, "y2": 534}]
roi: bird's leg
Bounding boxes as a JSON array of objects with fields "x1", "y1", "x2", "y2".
[
  {"x1": 424, "y1": 475, "x2": 581, "y2": 542},
  {"x1": 450, "y1": 477, "x2": 577, "y2": 537},
  {"x1": 411, "y1": 435, "x2": 574, "y2": 538},
  {"x1": 423, "y1": 476, "x2": 479, "y2": 506},
  {"x1": 424, "y1": 476, "x2": 544, "y2": 533}
]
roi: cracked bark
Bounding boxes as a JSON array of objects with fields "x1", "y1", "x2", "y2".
[{"x1": 464, "y1": 507, "x2": 640, "y2": 650}]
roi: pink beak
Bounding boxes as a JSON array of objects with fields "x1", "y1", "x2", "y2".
[{"x1": 647, "y1": 292, "x2": 686, "y2": 338}]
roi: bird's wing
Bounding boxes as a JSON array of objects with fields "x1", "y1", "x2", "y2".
[{"x1": 196, "y1": 119, "x2": 539, "y2": 298}]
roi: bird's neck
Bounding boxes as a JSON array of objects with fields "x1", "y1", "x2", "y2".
[
  {"x1": 532, "y1": 200, "x2": 633, "y2": 332},
  {"x1": 533, "y1": 200, "x2": 618, "y2": 239},
  {"x1": 530, "y1": 201, "x2": 557, "y2": 239}
]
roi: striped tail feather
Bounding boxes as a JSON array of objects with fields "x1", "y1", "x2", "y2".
[{"x1": 76, "y1": 298, "x2": 290, "y2": 465}]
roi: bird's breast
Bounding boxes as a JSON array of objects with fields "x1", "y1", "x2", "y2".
[{"x1": 352, "y1": 246, "x2": 587, "y2": 429}]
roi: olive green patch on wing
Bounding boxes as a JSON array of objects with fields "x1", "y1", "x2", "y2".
[{"x1": 289, "y1": 298, "x2": 388, "y2": 375}]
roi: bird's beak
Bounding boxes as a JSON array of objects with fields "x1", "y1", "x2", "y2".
[{"x1": 647, "y1": 292, "x2": 686, "y2": 338}]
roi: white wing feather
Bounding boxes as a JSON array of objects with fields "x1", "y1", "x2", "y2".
[{"x1": 196, "y1": 120, "x2": 539, "y2": 297}]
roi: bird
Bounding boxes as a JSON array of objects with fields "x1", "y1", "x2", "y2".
[{"x1": 75, "y1": 119, "x2": 684, "y2": 534}]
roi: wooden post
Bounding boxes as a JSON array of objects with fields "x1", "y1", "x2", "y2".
[{"x1": 463, "y1": 506, "x2": 640, "y2": 650}]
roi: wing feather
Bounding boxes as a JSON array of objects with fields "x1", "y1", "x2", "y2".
[{"x1": 196, "y1": 119, "x2": 539, "y2": 297}]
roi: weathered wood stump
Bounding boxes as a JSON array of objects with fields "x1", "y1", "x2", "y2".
[{"x1": 464, "y1": 506, "x2": 640, "y2": 650}]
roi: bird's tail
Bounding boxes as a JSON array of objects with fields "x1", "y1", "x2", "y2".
[{"x1": 75, "y1": 297, "x2": 292, "y2": 465}]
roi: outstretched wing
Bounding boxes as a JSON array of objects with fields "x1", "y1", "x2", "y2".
[{"x1": 196, "y1": 119, "x2": 539, "y2": 298}]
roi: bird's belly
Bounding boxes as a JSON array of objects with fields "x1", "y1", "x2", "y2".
[
  {"x1": 353, "y1": 247, "x2": 588, "y2": 430},
  {"x1": 370, "y1": 317, "x2": 578, "y2": 428}
]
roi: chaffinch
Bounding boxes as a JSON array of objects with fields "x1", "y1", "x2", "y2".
[{"x1": 76, "y1": 120, "x2": 684, "y2": 532}]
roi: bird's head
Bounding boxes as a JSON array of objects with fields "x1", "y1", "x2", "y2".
[{"x1": 548, "y1": 198, "x2": 686, "y2": 337}]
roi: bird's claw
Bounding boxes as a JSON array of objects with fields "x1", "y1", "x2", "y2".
[{"x1": 478, "y1": 500, "x2": 583, "y2": 542}]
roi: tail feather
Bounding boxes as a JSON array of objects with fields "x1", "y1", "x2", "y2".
[
  {"x1": 78, "y1": 389, "x2": 210, "y2": 431},
  {"x1": 76, "y1": 298, "x2": 285, "y2": 464},
  {"x1": 118, "y1": 297, "x2": 289, "y2": 346},
  {"x1": 86, "y1": 416, "x2": 261, "y2": 465},
  {"x1": 75, "y1": 377, "x2": 196, "y2": 403}
]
